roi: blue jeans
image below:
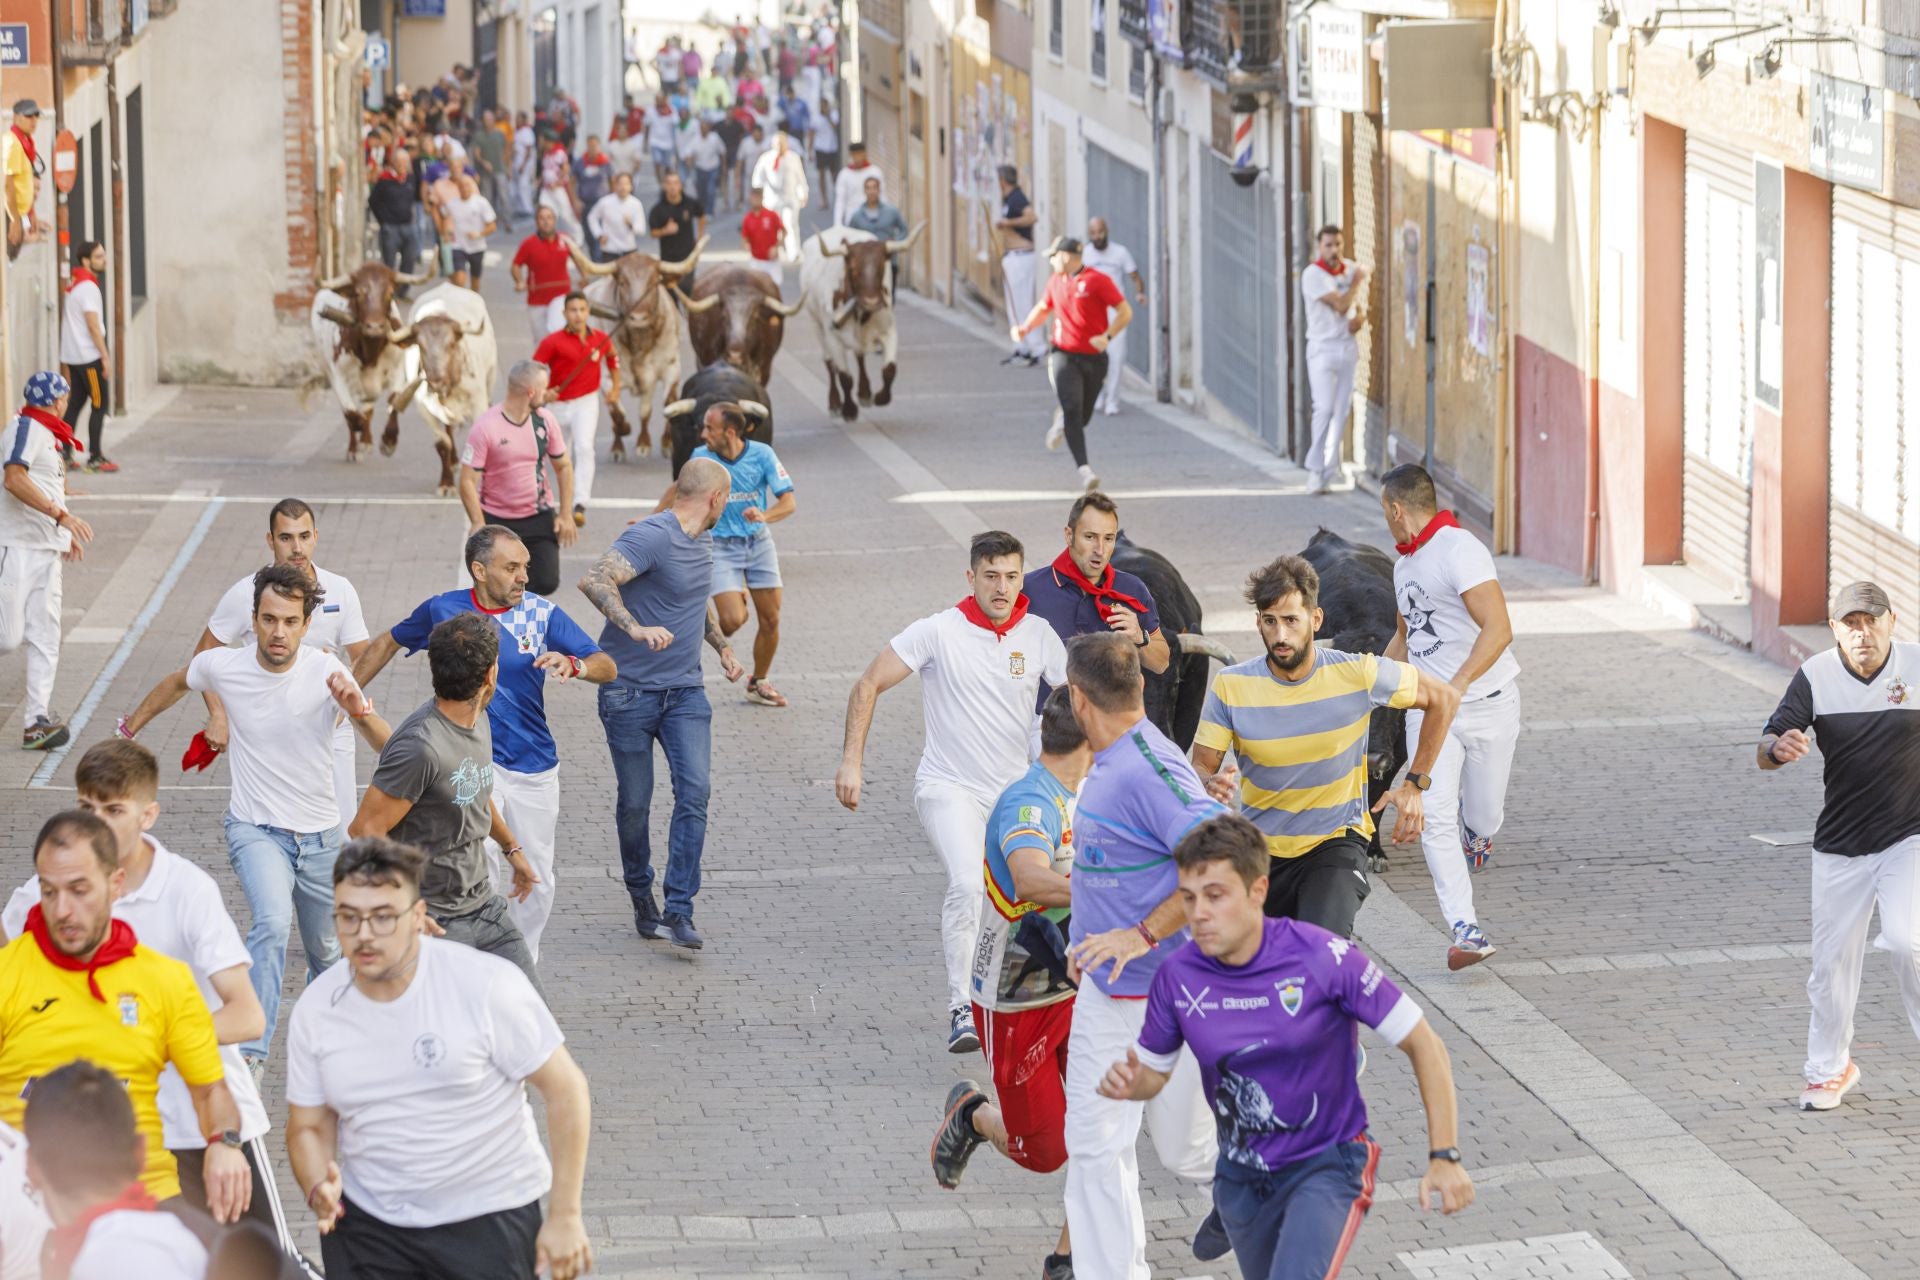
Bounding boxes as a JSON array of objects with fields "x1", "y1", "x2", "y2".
[
  {"x1": 599, "y1": 684, "x2": 712, "y2": 919},
  {"x1": 376, "y1": 222, "x2": 419, "y2": 277},
  {"x1": 223, "y1": 815, "x2": 342, "y2": 1061},
  {"x1": 1215, "y1": 1135, "x2": 1381, "y2": 1280},
  {"x1": 694, "y1": 165, "x2": 721, "y2": 212}
]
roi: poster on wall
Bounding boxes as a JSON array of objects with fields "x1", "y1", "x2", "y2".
[
  {"x1": 1753, "y1": 157, "x2": 1783, "y2": 411},
  {"x1": 1401, "y1": 222, "x2": 1422, "y2": 346},
  {"x1": 1465, "y1": 240, "x2": 1490, "y2": 358}
]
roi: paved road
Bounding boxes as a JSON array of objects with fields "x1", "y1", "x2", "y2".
[{"x1": 0, "y1": 180, "x2": 1911, "y2": 1280}]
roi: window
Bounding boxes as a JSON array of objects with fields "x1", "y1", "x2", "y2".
[
  {"x1": 533, "y1": 7, "x2": 558, "y2": 105},
  {"x1": 87, "y1": 122, "x2": 105, "y2": 247},
  {"x1": 127, "y1": 87, "x2": 146, "y2": 306},
  {"x1": 1092, "y1": 0, "x2": 1108, "y2": 80},
  {"x1": 1049, "y1": 0, "x2": 1063, "y2": 58},
  {"x1": 1128, "y1": 44, "x2": 1146, "y2": 100}
]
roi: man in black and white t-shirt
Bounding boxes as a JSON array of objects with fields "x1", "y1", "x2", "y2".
[
  {"x1": 1761, "y1": 581, "x2": 1920, "y2": 1112},
  {"x1": 1381, "y1": 463, "x2": 1519, "y2": 972},
  {"x1": 286, "y1": 837, "x2": 593, "y2": 1280}
]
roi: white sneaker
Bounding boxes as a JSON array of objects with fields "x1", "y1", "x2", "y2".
[
  {"x1": 1799, "y1": 1060, "x2": 1860, "y2": 1111},
  {"x1": 1078, "y1": 465, "x2": 1099, "y2": 491},
  {"x1": 1044, "y1": 413, "x2": 1065, "y2": 451},
  {"x1": 1102, "y1": 401, "x2": 1120, "y2": 416}
]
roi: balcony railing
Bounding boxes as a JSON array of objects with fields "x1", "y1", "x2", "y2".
[
  {"x1": 1189, "y1": 0, "x2": 1285, "y2": 91},
  {"x1": 60, "y1": 0, "x2": 124, "y2": 63},
  {"x1": 1118, "y1": 0, "x2": 1149, "y2": 47}
]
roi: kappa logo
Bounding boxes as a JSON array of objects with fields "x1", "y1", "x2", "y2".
[
  {"x1": 1009, "y1": 651, "x2": 1026, "y2": 677},
  {"x1": 1326, "y1": 937, "x2": 1351, "y2": 965},
  {"x1": 1180, "y1": 983, "x2": 1212, "y2": 1018},
  {"x1": 1276, "y1": 977, "x2": 1305, "y2": 1017}
]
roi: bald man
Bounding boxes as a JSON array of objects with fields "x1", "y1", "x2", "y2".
[
  {"x1": 579, "y1": 457, "x2": 745, "y2": 950},
  {"x1": 1082, "y1": 217, "x2": 1145, "y2": 416}
]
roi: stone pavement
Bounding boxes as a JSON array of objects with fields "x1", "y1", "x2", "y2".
[{"x1": 0, "y1": 181, "x2": 1911, "y2": 1280}]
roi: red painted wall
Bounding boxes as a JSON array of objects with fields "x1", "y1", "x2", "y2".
[{"x1": 1514, "y1": 335, "x2": 1589, "y2": 574}]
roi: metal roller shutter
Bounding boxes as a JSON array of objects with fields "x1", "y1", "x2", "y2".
[
  {"x1": 1201, "y1": 153, "x2": 1282, "y2": 448},
  {"x1": 1681, "y1": 134, "x2": 1755, "y2": 595},
  {"x1": 1828, "y1": 188, "x2": 1920, "y2": 638},
  {"x1": 1085, "y1": 142, "x2": 1152, "y2": 379},
  {"x1": 1351, "y1": 111, "x2": 1387, "y2": 472}
]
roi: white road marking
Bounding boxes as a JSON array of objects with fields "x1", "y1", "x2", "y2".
[
  {"x1": 1398, "y1": 1231, "x2": 1631, "y2": 1279},
  {"x1": 891, "y1": 484, "x2": 1305, "y2": 504}
]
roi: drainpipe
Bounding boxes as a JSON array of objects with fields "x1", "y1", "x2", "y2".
[
  {"x1": 107, "y1": 55, "x2": 126, "y2": 410},
  {"x1": 1582, "y1": 103, "x2": 1600, "y2": 583},
  {"x1": 1150, "y1": 50, "x2": 1170, "y2": 402},
  {"x1": 51, "y1": 0, "x2": 69, "y2": 307}
]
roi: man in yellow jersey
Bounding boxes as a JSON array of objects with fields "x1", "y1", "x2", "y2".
[
  {"x1": 0, "y1": 810, "x2": 251, "y2": 1220},
  {"x1": 1190, "y1": 555, "x2": 1459, "y2": 940}
]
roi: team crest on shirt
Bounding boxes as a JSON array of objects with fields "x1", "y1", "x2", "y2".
[
  {"x1": 117, "y1": 993, "x2": 139, "y2": 1028},
  {"x1": 1275, "y1": 977, "x2": 1305, "y2": 1017},
  {"x1": 1009, "y1": 651, "x2": 1026, "y2": 677},
  {"x1": 517, "y1": 630, "x2": 537, "y2": 654},
  {"x1": 413, "y1": 1033, "x2": 446, "y2": 1068},
  {"x1": 1890, "y1": 678, "x2": 1911, "y2": 706}
]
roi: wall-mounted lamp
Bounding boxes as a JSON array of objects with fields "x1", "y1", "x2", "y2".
[
  {"x1": 1751, "y1": 35, "x2": 1851, "y2": 79},
  {"x1": 1690, "y1": 24, "x2": 1783, "y2": 78},
  {"x1": 1635, "y1": 6, "x2": 1738, "y2": 44}
]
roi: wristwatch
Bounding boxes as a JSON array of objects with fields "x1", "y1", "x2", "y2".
[
  {"x1": 210, "y1": 1129, "x2": 244, "y2": 1150},
  {"x1": 1428, "y1": 1147, "x2": 1462, "y2": 1163},
  {"x1": 1407, "y1": 772, "x2": 1433, "y2": 791}
]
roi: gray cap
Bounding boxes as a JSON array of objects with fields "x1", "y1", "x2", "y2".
[
  {"x1": 1046, "y1": 235, "x2": 1082, "y2": 257},
  {"x1": 1830, "y1": 581, "x2": 1892, "y2": 621},
  {"x1": 11, "y1": 100, "x2": 38, "y2": 118}
]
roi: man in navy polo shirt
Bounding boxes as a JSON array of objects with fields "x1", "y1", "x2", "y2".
[
  {"x1": 1025, "y1": 491, "x2": 1170, "y2": 716},
  {"x1": 352, "y1": 526, "x2": 616, "y2": 959}
]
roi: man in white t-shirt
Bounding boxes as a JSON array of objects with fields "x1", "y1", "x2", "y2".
[
  {"x1": 1, "y1": 370, "x2": 94, "y2": 751},
  {"x1": 173, "y1": 498, "x2": 372, "y2": 833},
  {"x1": 442, "y1": 172, "x2": 498, "y2": 289},
  {"x1": 836, "y1": 531, "x2": 1068, "y2": 1054},
  {"x1": 60, "y1": 239, "x2": 115, "y2": 471},
  {"x1": 751, "y1": 131, "x2": 809, "y2": 264},
  {"x1": 0, "y1": 738, "x2": 298, "y2": 1250},
  {"x1": 120, "y1": 563, "x2": 391, "y2": 1074},
  {"x1": 1082, "y1": 218, "x2": 1146, "y2": 417},
  {"x1": 1381, "y1": 463, "x2": 1520, "y2": 971},
  {"x1": 287, "y1": 837, "x2": 593, "y2": 1280},
  {"x1": 645, "y1": 96, "x2": 683, "y2": 185},
  {"x1": 1300, "y1": 224, "x2": 1369, "y2": 494},
  {"x1": 0, "y1": 1117, "x2": 45, "y2": 1280},
  {"x1": 831, "y1": 139, "x2": 882, "y2": 228},
  {"x1": 587, "y1": 171, "x2": 648, "y2": 258}
]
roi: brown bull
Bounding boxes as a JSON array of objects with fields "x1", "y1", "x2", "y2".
[
  {"x1": 569, "y1": 236, "x2": 705, "y2": 460},
  {"x1": 676, "y1": 264, "x2": 804, "y2": 387},
  {"x1": 801, "y1": 224, "x2": 922, "y2": 419},
  {"x1": 312, "y1": 260, "x2": 434, "y2": 459}
]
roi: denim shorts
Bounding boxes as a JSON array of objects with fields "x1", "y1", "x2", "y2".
[{"x1": 711, "y1": 534, "x2": 782, "y2": 592}]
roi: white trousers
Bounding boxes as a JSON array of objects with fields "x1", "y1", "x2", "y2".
[
  {"x1": 913, "y1": 778, "x2": 992, "y2": 1011},
  {"x1": 0, "y1": 546, "x2": 62, "y2": 725},
  {"x1": 1002, "y1": 251, "x2": 1047, "y2": 357},
  {"x1": 486, "y1": 764, "x2": 561, "y2": 960},
  {"x1": 1097, "y1": 327, "x2": 1128, "y2": 411},
  {"x1": 537, "y1": 186, "x2": 585, "y2": 244},
  {"x1": 1405, "y1": 684, "x2": 1521, "y2": 927},
  {"x1": 331, "y1": 722, "x2": 357, "y2": 833},
  {"x1": 1304, "y1": 339, "x2": 1359, "y2": 488},
  {"x1": 770, "y1": 202, "x2": 802, "y2": 263},
  {"x1": 1064, "y1": 981, "x2": 1217, "y2": 1280},
  {"x1": 547, "y1": 395, "x2": 602, "y2": 505},
  {"x1": 746, "y1": 258, "x2": 784, "y2": 289},
  {"x1": 1806, "y1": 835, "x2": 1920, "y2": 1083},
  {"x1": 527, "y1": 304, "x2": 562, "y2": 345}
]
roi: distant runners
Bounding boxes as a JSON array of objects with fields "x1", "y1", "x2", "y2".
[{"x1": 837, "y1": 531, "x2": 1067, "y2": 1053}]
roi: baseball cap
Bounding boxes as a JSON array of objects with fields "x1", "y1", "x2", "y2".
[
  {"x1": 11, "y1": 100, "x2": 39, "y2": 118},
  {"x1": 1830, "y1": 581, "x2": 1892, "y2": 621},
  {"x1": 1046, "y1": 235, "x2": 1082, "y2": 256}
]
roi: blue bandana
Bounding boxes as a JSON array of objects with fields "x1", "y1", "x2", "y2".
[{"x1": 23, "y1": 371, "x2": 68, "y2": 407}]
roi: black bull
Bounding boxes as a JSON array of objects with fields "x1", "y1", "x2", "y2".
[
  {"x1": 662, "y1": 361, "x2": 775, "y2": 478},
  {"x1": 1111, "y1": 533, "x2": 1234, "y2": 749},
  {"x1": 1299, "y1": 527, "x2": 1407, "y2": 871}
]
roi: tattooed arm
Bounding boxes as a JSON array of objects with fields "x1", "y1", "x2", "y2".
[
  {"x1": 578, "y1": 550, "x2": 674, "y2": 651},
  {"x1": 705, "y1": 604, "x2": 745, "y2": 683}
]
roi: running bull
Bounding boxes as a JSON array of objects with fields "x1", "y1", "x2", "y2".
[
  {"x1": 402, "y1": 282, "x2": 497, "y2": 496},
  {"x1": 311, "y1": 260, "x2": 435, "y2": 461},
  {"x1": 1111, "y1": 531, "x2": 1234, "y2": 750},
  {"x1": 676, "y1": 263, "x2": 804, "y2": 387},
  {"x1": 1299, "y1": 527, "x2": 1407, "y2": 871},
  {"x1": 569, "y1": 236, "x2": 705, "y2": 461},
  {"x1": 799, "y1": 223, "x2": 924, "y2": 421},
  {"x1": 660, "y1": 361, "x2": 773, "y2": 478}
]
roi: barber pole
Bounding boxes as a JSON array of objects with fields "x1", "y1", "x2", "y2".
[{"x1": 1229, "y1": 93, "x2": 1261, "y2": 187}]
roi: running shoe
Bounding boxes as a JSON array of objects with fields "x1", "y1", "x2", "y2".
[
  {"x1": 85, "y1": 457, "x2": 119, "y2": 474},
  {"x1": 1191, "y1": 1204, "x2": 1230, "y2": 1261},
  {"x1": 931, "y1": 1078, "x2": 986, "y2": 1188},
  {"x1": 745, "y1": 678, "x2": 788, "y2": 707},
  {"x1": 1042, "y1": 1252, "x2": 1074, "y2": 1280},
  {"x1": 1799, "y1": 1060, "x2": 1860, "y2": 1112},
  {"x1": 1448, "y1": 920, "x2": 1497, "y2": 971},
  {"x1": 572, "y1": 503, "x2": 587, "y2": 528},
  {"x1": 1463, "y1": 825, "x2": 1494, "y2": 872},
  {"x1": 21, "y1": 716, "x2": 68, "y2": 751},
  {"x1": 948, "y1": 1005, "x2": 980, "y2": 1055},
  {"x1": 1044, "y1": 412, "x2": 1065, "y2": 451},
  {"x1": 1077, "y1": 465, "x2": 1100, "y2": 493},
  {"x1": 666, "y1": 914, "x2": 704, "y2": 951}
]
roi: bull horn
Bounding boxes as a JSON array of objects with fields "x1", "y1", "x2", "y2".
[
  {"x1": 569, "y1": 242, "x2": 619, "y2": 277},
  {"x1": 588, "y1": 302, "x2": 625, "y2": 321},
  {"x1": 461, "y1": 319, "x2": 487, "y2": 336},
  {"x1": 393, "y1": 265, "x2": 435, "y2": 286},
  {"x1": 1176, "y1": 633, "x2": 1236, "y2": 664},
  {"x1": 670, "y1": 285, "x2": 720, "y2": 313},
  {"x1": 388, "y1": 322, "x2": 415, "y2": 345},
  {"x1": 885, "y1": 221, "x2": 927, "y2": 256},
  {"x1": 739, "y1": 399, "x2": 770, "y2": 421},
  {"x1": 816, "y1": 234, "x2": 846, "y2": 258},
  {"x1": 319, "y1": 305, "x2": 356, "y2": 328},
  {"x1": 391, "y1": 374, "x2": 424, "y2": 412},
  {"x1": 766, "y1": 294, "x2": 807, "y2": 317},
  {"x1": 658, "y1": 235, "x2": 708, "y2": 277},
  {"x1": 317, "y1": 273, "x2": 352, "y2": 292},
  {"x1": 662, "y1": 398, "x2": 696, "y2": 416},
  {"x1": 832, "y1": 298, "x2": 858, "y2": 328}
]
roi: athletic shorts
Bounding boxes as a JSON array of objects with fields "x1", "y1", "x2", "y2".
[
  {"x1": 711, "y1": 534, "x2": 782, "y2": 593},
  {"x1": 974, "y1": 997, "x2": 1073, "y2": 1174},
  {"x1": 453, "y1": 248, "x2": 486, "y2": 282}
]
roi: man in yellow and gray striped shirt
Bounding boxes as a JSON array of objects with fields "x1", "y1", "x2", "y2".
[{"x1": 1191, "y1": 555, "x2": 1459, "y2": 939}]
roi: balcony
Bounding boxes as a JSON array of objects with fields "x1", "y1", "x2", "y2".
[
  {"x1": 1189, "y1": 0, "x2": 1285, "y2": 91},
  {"x1": 59, "y1": 0, "x2": 125, "y2": 64},
  {"x1": 1119, "y1": 0, "x2": 1149, "y2": 48}
]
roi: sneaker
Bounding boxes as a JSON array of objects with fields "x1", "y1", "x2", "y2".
[
  {"x1": 86, "y1": 457, "x2": 119, "y2": 474},
  {"x1": 572, "y1": 504, "x2": 587, "y2": 529},
  {"x1": 633, "y1": 894, "x2": 663, "y2": 941},
  {"x1": 1463, "y1": 826, "x2": 1494, "y2": 872},
  {"x1": 1042, "y1": 1252, "x2": 1074, "y2": 1280},
  {"x1": 744, "y1": 678, "x2": 788, "y2": 707},
  {"x1": 1191, "y1": 1204, "x2": 1230, "y2": 1261},
  {"x1": 1044, "y1": 412, "x2": 1065, "y2": 451},
  {"x1": 930, "y1": 1078, "x2": 986, "y2": 1188},
  {"x1": 1077, "y1": 465, "x2": 1100, "y2": 493},
  {"x1": 1800, "y1": 1060, "x2": 1860, "y2": 1112},
  {"x1": 1448, "y1": 920, "x2": 1497, "y2": 971},
  {"x1": 21, "y1": 717, "x2": 69, "y2": 751},
  {"x1": 1020, "y1": 352, "x2": 1042, "y2": 367},
  {"x1": 666, "y1": 914, "x2": 704, "y2": 950},
  {"x1": 1102, "y1": 402, "x2": 1120, "y2": 417},
  {"x1": 948, "y1": 1005, "x2": 980, "y2": 1055}
]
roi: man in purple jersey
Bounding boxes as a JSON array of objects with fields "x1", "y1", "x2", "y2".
[
  {"x1": 1101, "y1": 814, "x2": 1474, "y2": 1279},
  {"x1": 1060, "y1": 631, "x2": 1221, "y2": 1279}
]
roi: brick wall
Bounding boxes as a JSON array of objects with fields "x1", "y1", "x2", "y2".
[{"x1": 273, "y1": 0, "x2": 316, "y2": 318}]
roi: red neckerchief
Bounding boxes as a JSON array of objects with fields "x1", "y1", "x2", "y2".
[
  {"x1": 68, "y1": 266, "x2": 98, "y2": 295},
  {"x1": 1315, "y1": 257, "x2": 1346, "y2": 277},
  {"x1": 582, "y1": 150, "x2": 609, "y2": 166},
  {"x1": 43, "y1": 1182, "x2": 158, "y2": 1280},
  {"x1": 376, "y1": 168, "x2": 402, "y2": 183},
  {"x1": 10, "y1": 124, "x2": 36, "y2": 167},
  {"x1": 1395, "y1": 509, "x2": 1461, "y2": 556},
  {"x1": 1051, "y1": 549, "x2": 1147, "y2": 622},
  {"x1": 22, "y1": 905, "x2": 137, "y2": 1002},
  {"x1": 22, "y1": 405, "x2": 83, "y2": 456},
  {"x1": 469, "y1": 588, "x2": 509, "y2": 616},
  {"x1": 957, "y1": 593, "x2": 1029, "y2": 640}
]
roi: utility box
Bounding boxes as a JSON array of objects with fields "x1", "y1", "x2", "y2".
[{"x1": 1382, "y1": 19, "x2": 1494, "y2": 131}]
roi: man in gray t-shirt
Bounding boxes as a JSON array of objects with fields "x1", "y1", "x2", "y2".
[{"x1": 349, "y1": 612, "x2": 545, "y2": 994}]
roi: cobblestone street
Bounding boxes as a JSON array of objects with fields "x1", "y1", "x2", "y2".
[{"x1": 0, "y1": 199, "x2": 1908, "y2": 1280}]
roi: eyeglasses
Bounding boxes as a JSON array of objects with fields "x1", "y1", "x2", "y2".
[{"x1": 332, "y1": 903, "x2": 417, "y2": 936}]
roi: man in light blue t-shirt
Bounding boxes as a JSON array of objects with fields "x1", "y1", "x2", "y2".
[
  {"x1": 658, "y1": 401, "x2": 797, "y2": 708},
  {"x1": 581, "y1": 458, "x2": 744, "y2": 950}
]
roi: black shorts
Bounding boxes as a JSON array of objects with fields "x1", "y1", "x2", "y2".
[
  {"x1": 484, "y1": 508, "x2": 560, "y2": 597},
  {"x1": 453, "y1": 248, "x2": 486, "y2": 282},
  {"x1": 171, "y1": 1135, "x2": 294, "y2": 1243},
  {"x1": 1263, "y1": 829, "x2": 1371, "y2": 938},
  {"x1": 320, "y1": 1196, "x2": 541, "y2": 1280}
]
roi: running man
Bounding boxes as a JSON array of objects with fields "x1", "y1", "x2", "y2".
[
  {"x1": 1059, "y1": 631, "x2": 1220, "y2": 1277},
  {"x1": 459, "y1": 360, "x2": 578, "y2": 598},
  {"x1": 1101, "y1": 813, "x2": 1474, "y2": 1278},
  {"x1": 1381, "y1": 463, "x2": 1519, "y2": 969},
  {"x1": 354, "y1": 526, "x2": 615, "y2": 961},
  {"x1": 837, "y1": 531, "x2": 1067, "y2": 1053},
  {"x1": 511, "y1": 205, "x2": 579, "y2": 342},
  {"x1": 1761, "y1": 581, "x2": 1920, "y2": 1111},
  {"x1": 532, "y1": 292, "x2": 621, "y2": 529},
  {"x1": 1013, "y1": 235, "x2": 1131, "y2": 493},
  {"x1": 1082, "y1": 217, "x2": 1146, "y2": 417},
  {"x1": 660, "y1": 401, "x2": 795, "y2": 708},
  {"x1": 1191, "y1": 555, "x2": 1459, "y2": 945},
  {"x1": 931, "y1": 689, "x2": 1087, "y2": 1280}
]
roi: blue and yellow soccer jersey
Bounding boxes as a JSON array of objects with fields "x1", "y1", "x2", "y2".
[
  {"x1": 1194, "y1": 650, "x2": 1418, "y2": 858},
  {"x1": 971, "y1": 762, "x2": 1077, "y2": 1012}
]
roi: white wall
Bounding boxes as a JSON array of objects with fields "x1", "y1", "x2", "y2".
[{"x1": 394, "y1": 0, "x2": 473, "y2": 94}]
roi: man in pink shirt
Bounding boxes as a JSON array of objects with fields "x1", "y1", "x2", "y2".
[{"x1": 458, "y1": 359, "x2": 578, "y2": 595}]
